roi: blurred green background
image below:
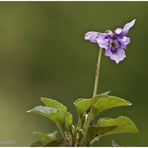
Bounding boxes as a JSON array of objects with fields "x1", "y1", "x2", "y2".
[{"x1": 0, "y1": 2, "x2": 147, "y2": 146}]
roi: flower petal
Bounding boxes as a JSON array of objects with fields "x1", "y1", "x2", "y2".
[
  {"x1": 118, "y1": 36, "x2": 130, "y2": 49},
  {"x1": 96, "y1": 35, "x2": 109, "y2": 49},
  {"x1": 115, "y1": 28, "x2": 123, "y2": 35},
  {"x1": 122, "y1": 19, "x2": 136, "y2": 35},
  {"x1": 84, "y1": 31, "x2": 99, "y2": 43},
  {"x1": 105, "y1": 48, "x2": 126, "y2": 64},
  {"x1": 96, "y1": 32, "x2": 113, "y2": 49}
]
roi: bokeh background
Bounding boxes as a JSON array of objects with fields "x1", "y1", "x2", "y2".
[{"x1": 0, "y1": 2, "x2": 147, "y2": 146}]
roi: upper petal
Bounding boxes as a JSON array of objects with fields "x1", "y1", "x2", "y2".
[
  {"x1": 84, "y1": 31, "x2": 100, "y2": 43},
  {"x1": 122, "y1": 19, "x2": 136, "y2": 35},
  {"x1": 105, "y1": 48, "x2": 126, "y2": 64},
  {"x1": 114, "y1": 28, "x2": 123, "y2": 35}
]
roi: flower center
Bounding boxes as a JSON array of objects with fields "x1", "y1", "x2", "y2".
[
  {"x1": 110, "y1": 38, "x2": 120, "y2": 53},
  {"x1": 111, "y1": 39, "x2": 119, "y2": 48}
]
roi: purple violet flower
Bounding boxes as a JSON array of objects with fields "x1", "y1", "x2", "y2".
[{"x1": 84, "y1": 19, "x2": 136, "y2": 64}]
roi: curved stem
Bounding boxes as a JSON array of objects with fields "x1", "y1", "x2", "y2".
[
  {"x1": 82, "y1": 48, "x2": 103, "y2": 145},
  {"x1": 93, "y1": 47, "x2": 103, "y2": 97},
  {"x1": 56, "y1": 123, "x2": 68, "y2": 145}
]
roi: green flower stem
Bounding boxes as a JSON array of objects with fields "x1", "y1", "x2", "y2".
[
  {"x1": 93, "y1": 47, "x2": 103, "y2": 97},
  {"x1": 74, "y1": 117, "x2": 82, "y2": 146},
  {"x1": 74, "y1": 131, "x2": 79, "y2": 147},
  {"x1": 83, "y1": 48, "x2": 103, "y2": 145},
  {"x1": 56, "y1": 122, "x2": 68, "y2": 145}
]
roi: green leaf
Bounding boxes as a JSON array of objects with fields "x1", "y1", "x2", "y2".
[
  {"x1": 65, "y1": 112, "x2": 73, "y2": 129},
  {"x1": 31, "y1": 131, "x2": 64, "y2": 147},
  {"x1": 74, "y1": 98, "x2": 92, "y2": 117},
  {"x1": 27, "y1": 106, "x2": 59, "y2": 123},
  {"x1": 41, "y1": 98, "x2": 68, "y2": 126},
  {"x1": 92, "y1": 96, "x2": 132, "y2": 116},
  {"x1": 33, "y1": 131, "x2": 57, "y2": 142},
  {"x1": 94, "y1": 91, "x2": 110, "y2": 100},
  {"x1": 41, "y1": 97, "x2": 67, "y2": 112},
  {"x1": 85, "y1": 126, "x2": 117, "y2": 146},
  {"x1": 88, "y1": 126, "x2": 117, "y2": 140},
  {"x1": 73, "y1": 92, "x2": 111, "y2": 117},
  {"x1": 97, "y1": 116, "x2": 139, "y2": 136}
]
